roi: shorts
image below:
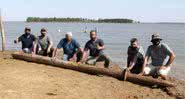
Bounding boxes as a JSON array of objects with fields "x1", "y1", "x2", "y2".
[{"x1": 144, "y1": 64, "x2": 171, "y2": 76}]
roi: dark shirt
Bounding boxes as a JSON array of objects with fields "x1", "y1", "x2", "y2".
[
  {"x1": 57, "y1": 38, "x2": 80, "y2": 56},
  {"x1": 18, "y1": 34, "x2": 36, "y2": 49},
  {"x1": 127, "y1": 46, "x2": 144, "y2": 74},
  {"x1": 84, "y1": 38, "x2": 104, "y2": 57}
]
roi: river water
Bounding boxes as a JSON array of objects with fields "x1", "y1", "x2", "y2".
[{"x1": 2, "y1": 22, "x2": 185, "y2": 80}]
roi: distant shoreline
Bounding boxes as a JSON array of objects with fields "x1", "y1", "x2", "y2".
[
  {"x1": 3, "y1": 21, "x2": 185, "y2": 24},
  {"x1": 26, "y1": 17, "x2": 136, "y2": 23}
]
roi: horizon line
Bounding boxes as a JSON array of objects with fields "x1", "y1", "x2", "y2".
[{"x1": 2, "y1": 21, "x2": 185, "y2": 24}]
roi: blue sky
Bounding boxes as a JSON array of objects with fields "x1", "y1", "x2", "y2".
[{"x1": 0, "y1": 0, "x2": 185, "y2": 22}]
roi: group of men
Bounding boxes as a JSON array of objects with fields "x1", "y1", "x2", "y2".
[
  {"x1": 127, "y1": 33, "x2": 175, "y2": 80},
  {"x1": 14, "y1": 27, "x2": 110, "y2": 68},
  {"x1": 15, "y1": 27, "x2": 175, "y2": 80}
]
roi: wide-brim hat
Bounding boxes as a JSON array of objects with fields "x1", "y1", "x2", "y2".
[{"x1": 151, "y1": 33, "x2": 162, "y2": 42}]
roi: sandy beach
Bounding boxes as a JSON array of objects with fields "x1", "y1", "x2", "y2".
[{"x1": 0, "y1": 51, "x2": 185, "y2": 99}]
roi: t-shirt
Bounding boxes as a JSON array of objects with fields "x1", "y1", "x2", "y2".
[
  {"x1": 37, "y1": 36, "x2": 51, "y2": 50},
  {"x1": 127, "y1": 46, "x2": 144, "y2": 64},
  {"x1": 57, "y1": 38, "x2": 80, "y2": 56},
  {"x1": 84, "y1": 38, "x2": 104, "y2": 57},
  {"x1": 18, "y1": 34, "x2": 36, "y2": 49},
  {"x1": 146, "y1": 43, "x2": 172, "y2": 66},
  {"x1": 127, "y1": 46, "x2": 145, "y2": 72}
]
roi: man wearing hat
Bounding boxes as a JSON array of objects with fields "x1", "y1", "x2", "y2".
[
  {"x1": 14, "y1": 27, "x2": 37, "y2": 54},
  {"x1": 53, "y1": 32, "x2": 82, "y2": 62},
  {"x1": 36, "y1": 28, "x2": 54, "y2": 57},
  {"x1": 140, "y1": 33, "x2": 175, "y2": 80}
]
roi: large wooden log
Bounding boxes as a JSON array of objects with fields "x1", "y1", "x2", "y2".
[
  {"x1": 12, "y1": 52, "x2": 175, "y2": 87},
  {"x1": 123, "y1": 69, "x2": 175, "y2": 87}
]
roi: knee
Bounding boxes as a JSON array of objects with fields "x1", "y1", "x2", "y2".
[
  {"x1": 23, "y1": 48, "x2": 31, "y2": 54},
  {"x1": 86, "y1": 59, "x2": 95, "y2": 65},
  {"x1": 103, "y1": 55, "x2": 110, "y2": 62},
  {"x1": 158, "y1": 67, "x2": 171, "y2": 76},
  {"x1": 144, "y1": 67, "x2": 151, "y2": 75}
]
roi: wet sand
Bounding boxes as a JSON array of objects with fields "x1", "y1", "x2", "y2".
[{"x1": 0, "y1": 51, "x2": 185, "y2": 99}]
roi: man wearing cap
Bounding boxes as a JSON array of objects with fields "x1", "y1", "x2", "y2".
[
  {"x1": 82, "y1": 30, "x2": 110, "y2": 68},
  {"x1": 36, "y1": 28, "x2": 54, "y2": 57},
  {"x1": 53, "y1": 32, "x2": 82, "y2": 62},
  {"x1": 127, "y1": 38, "x2": 145, "y2": 74},
  {"x1": 14, "y1": 27, "x2": 37, "y2": 54},
  {"x1": 140, "y1": 33, "x2": 175, "y2": 80}
]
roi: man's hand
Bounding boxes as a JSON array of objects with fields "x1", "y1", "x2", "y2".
[
  {"x1": 31, "y1": 52, "x2": 36, "y2": 57},
  {"x1": 126, "y1": 68, "x2": 130, "y2": 72},
  {"x1": 96, "y1": 45, "x2": 101, "y2": 50},
  {"x1": 47, "y1": 48, "x2": 51, "y2": 54},
  {"x1": 14, "y1": 40, "x2": 18, "y2": 44},
  {"x1": 77, "y1": 62, "x2": 81, "y2": 64},
  {"x1": 69, "y1": 54, "x2": 76, "y2": 61},
  {"x1": 160, "y1": 66, "x2": 167, "y2": 69},
  {"x1": 138, "y1": 72, "x2": 144, "y2": 76},
  {"x1": 97, "y1": 45, "x2": 104, "y2": 50}
]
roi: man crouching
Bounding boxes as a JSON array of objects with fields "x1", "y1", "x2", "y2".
[
  {"x1": 140, "y1": 33, "x2": 175, "y2": 80},
  {"x1": 53, "y1": 32, "x2": 82, "y2": 63}
]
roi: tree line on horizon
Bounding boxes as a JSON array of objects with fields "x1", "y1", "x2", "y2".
[{"x1": 26, "y1": 17, "x2": 135, "y2": 23}]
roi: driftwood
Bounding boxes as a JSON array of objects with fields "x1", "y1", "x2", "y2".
[{"x1": 12, "y1": 52, "x2": 175, "y2": 87}]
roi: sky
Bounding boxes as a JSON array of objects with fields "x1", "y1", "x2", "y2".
[{"x1": 0, "y1": 0, "x2": 185, "y2": 22}]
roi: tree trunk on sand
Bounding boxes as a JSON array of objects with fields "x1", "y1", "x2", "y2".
[{"x1": 12, "y1": 52, "x2": 175, "y2": 87}]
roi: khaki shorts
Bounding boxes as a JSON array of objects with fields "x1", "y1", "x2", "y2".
[{"x1": 144, "y1": 64, "x2": 171, "y2": 76}]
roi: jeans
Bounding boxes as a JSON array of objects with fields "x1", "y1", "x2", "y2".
[
  {"x1": 86, "y1": 54, "x2": 110, "y2": 68},
  {"x1": 63, "y1": 51, "x2": 83, "y2": 62}
]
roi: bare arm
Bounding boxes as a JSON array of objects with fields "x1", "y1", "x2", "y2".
[
  {"x1": 47, "y1": 41, "x2": 53, "y2": 53},
  {"x1": 81, "y1": 48, "x2": 88, "y2": 63},
  {"x1": 140, "y1": 56, "x2": 149, "y2": 74},
  {"x1": 32, "y1": 41, "x2": 37, "y2": 54},
  {"x1": 53, "y1": 48, "x2": 59, "y2": 57},
  {"x1": 128, "y1": 56, "x2": 137, "y2": 71},
  {"x1": 165, "y1": 51, "x2": 175, "y2": 67}
]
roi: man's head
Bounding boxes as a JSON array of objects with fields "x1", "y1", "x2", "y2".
[
  {"x1": 90, "y1": 30, "x2": 97, "y2": 41},
  {"x1": 151, "y1": 33, "x2": 162, "y2": 46},
  {"x1": 130, "y1": 38, "x2": 139, "y2": 49},
  {"x1": 24, "y1": 27, "x2": 31, "y2": 34},
  {"x1": 40, "y1": 28, "x2": 47, "y2": 36},
  {"x1": 65, "y1": 32, "x2": 73, "y2": 41}
]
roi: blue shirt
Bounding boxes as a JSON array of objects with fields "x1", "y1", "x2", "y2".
[
  {"x1": 146, "y1": 43, "x2": 172, "y2": 66},
  {"x1": 84, "y1": 38, "x2": 104, "y2": 57},
  {"x1": 57, "y1": 38, "x2": 80, "y2": 56}
]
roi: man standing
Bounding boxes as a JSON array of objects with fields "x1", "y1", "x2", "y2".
[
  {"x1": 14, "y1": 27, "x2": 36, "y2": 54},
  {"x1": 141, "y1": 33, "x2": 175, "y2": 80},
  {"x1": 54, "y1": 32, "x2": 82, "y2": 62},
  {"x1": 36, "y1": 28, "x2": 54, "y2": 57},
  {"x1": 127, "y1": 38, "x2": 144, "y2": 74},
  {"x1": 82, "y1": 30, "x2": 110, "y2": 68}
]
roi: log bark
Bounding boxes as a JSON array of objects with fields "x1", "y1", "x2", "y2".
[
  {"x1": 12, "y1": 52, "x2": 175, "y2": 87},
  {"x1": 123, "y1": 69, "x2": 175, "y2": 87}
]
